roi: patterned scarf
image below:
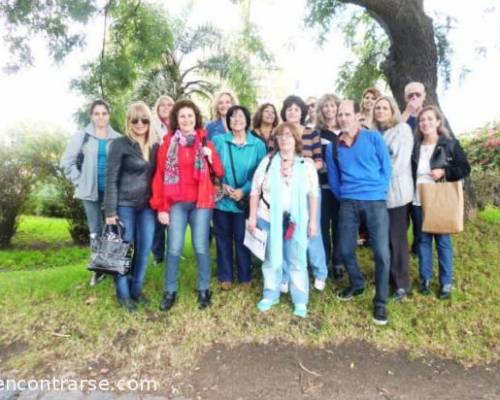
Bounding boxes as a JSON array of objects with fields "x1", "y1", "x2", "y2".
[{"x1": 164, "y1": 129, "x2": 212, "y2": 205}]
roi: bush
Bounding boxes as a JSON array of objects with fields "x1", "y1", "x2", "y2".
[
  {"x1": 25, "y1": 183, "x2": 66, "y2": 218},
  {"x1": 463, "y1": 122, "x2": 500, "y2": 209}
]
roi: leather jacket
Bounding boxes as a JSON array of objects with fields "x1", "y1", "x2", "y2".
[{"x1": 104, "y1": 136, "x2": 158, "y2": 217}]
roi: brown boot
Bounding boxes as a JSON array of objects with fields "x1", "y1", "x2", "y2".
[{"x1": 221, "y1": 281, "x2": 232, "y2": 290}]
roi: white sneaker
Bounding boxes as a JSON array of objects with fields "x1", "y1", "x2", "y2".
[
  {"x1": 314, "y1": 278, "x2": 326, "y2": 291},
  {"x1": 280, "y1": 282, "x2": 289, "y2": 293}
]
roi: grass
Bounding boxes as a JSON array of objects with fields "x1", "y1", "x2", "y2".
[{"x1": 0, "y1": 212, "x2": 498, "y2": 382}]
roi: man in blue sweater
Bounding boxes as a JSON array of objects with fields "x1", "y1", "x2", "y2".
[{"x1": 326, "y1": 100, "x2": 392, "y2": 325}]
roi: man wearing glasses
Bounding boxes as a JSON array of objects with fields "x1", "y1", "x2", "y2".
[{"x1": 401, "y1": 82, "x2": 426, "y2": 130}]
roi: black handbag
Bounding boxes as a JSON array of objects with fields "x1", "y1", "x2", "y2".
[
  {"x1": 202, "y1": 137, "x2": 224, "y2": 201},
  {"x1": 227, "y1": 142, "x2": 249, "y2": 215},
  {"x1": 88, "y1": 223, "x2": 133, "y2": 276}
]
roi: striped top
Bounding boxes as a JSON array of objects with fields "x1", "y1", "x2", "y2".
[{"x1": 268, "y1": 126, "x2": 322, "y2": 161}]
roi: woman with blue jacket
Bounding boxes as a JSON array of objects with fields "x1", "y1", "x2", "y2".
[
  {"x1": 212, "y1": 105, "x2": 267, "y2": 290},
  {"x1": 60, "y1": 100, "x2": 121, "y2": 285}
]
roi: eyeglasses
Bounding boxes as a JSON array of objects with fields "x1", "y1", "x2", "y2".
[
  {"x1": 130, "y1": 118, "x2": 150, "y2": 125},
  {"x1": 407, "y1": 92, "x2": 422, "y2": 99}
]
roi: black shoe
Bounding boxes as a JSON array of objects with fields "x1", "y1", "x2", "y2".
[
  {"x1": 419, "y1": 280, "x2": 431, "y2": 295},
  {"x1": 439, "y1": 284, "x2": 452, "y2": 300},
  {"x1": 337, "y1": 287, "x2": 365, "y2": 301},
  {"x1": 332, "y1": 265, "x2": 344, "y2": 281},
  {"x1": 392, "y1": 288, "x2": 408, "y2": 302},
  {"x1": 154, "y1": 256, "x2": 164, "y2": 265},
  {"x1": 373, "y1": 307, "x2": 388, "y2": 326},
  {"x1": 118, "y1": 298, "x2": 137, "y2": 313},
  {"x1": 132, "y1": 294, "x2": 150, "y2": 305},
  {"x1": 159, "y1": 292, "x2": 177, "y2": 311},
  {"x1": 198, "y1": 290, "x2": 212, "y2": 309}
]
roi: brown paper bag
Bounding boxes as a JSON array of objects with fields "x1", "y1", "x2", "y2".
[{"x1": 419, "y1": 181, "x2": 464, "y2": 234}]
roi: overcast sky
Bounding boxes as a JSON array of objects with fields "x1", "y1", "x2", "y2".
[{"x1": 0, "y1": 0, "x2": 499, "y2": 137}]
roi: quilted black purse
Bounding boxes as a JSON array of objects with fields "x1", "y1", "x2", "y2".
[{"x1": 88, "y1": 223, "x2": 133, "y2": 276}]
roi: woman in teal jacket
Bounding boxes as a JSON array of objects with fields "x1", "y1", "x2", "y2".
[{"x1": 212, "y1": 105, "x2": 267, "y2": 290}]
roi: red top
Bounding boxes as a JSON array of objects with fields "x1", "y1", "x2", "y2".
[{"x1": 150, "y1": 129, "x2": 224, "y2": 212}]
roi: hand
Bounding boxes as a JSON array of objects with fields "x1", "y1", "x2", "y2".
[
  {"x1": 202, "y1": 146, "x2": 213, "y2": 164},
  {"x1": 106, "y1": 216, "x2": 118, "y2": 225},
  {"x1": 247, "y1": 216, "x2": 257, "y2": 234},
  {"x1": 158, "y1": 211, "x2": 170, "y2": 225},
  {"x1": 223, "y1": 184, "x2": 234, "y2": 196},
  {"x1": 230, "y1": 188, "x2": 244, "y2": 202},
  {"x1": 431, "y1": 168, "x2": 445, "y2": 181},
  {"x1": 308, "y1": 221, "x2": 317, "y2": 238}
]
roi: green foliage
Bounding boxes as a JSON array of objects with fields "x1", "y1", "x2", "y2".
[
  {"x1": 462, "y1": 123, "x2": 500, "y2": 208},
  {"x1": 0, "y1": 0, "x2": 98, "y2": 71},
  {"x1": 335, "y1": 12, "x2": 387, "y2": 100},
  {"x1": 24, "y1": 183, "x2": 66, "y2": 218}
]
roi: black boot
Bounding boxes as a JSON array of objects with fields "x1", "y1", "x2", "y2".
[
  {"x1": 198, "y1": 290, "x2": 212, "y2": 309},
  {"x1": 419, "y1": 280, "x2": 431, "y2": 295},
  {"x1": 159, "y1": 292, "x2": 177, "y2": 311}
]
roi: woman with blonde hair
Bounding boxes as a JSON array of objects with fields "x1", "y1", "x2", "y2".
[
  {"x1": 411, "y1": 106, "x2": 470, "y2": 299},
  {"x1": 206, "y1": 90, "x2": 238, "y2": 139},
  {"x1": 373, "y1": 96, "x2": 414, "y2": 301},
  {"x1": 152, "y1": 95, "x2": 175, "y2": 143},
  {"x1": 104, "y1": 101, "x2": 159, "y2": 312},
  {"x1": 359, "y1": 87, "x2": 382, "y2": 129},
  {"x1": 248, "y1": 122, "x2": 319, "y2": 318}
]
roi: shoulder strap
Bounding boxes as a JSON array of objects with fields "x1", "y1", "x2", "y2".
[
  {"x1": 259, "y1": 154, "x2": 274, "y2": 209},
  {"x1": 227, "y1": 141, "x2": 242, "y2": 188}
]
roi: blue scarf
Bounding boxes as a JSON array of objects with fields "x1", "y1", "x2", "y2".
[{"x1": 269, "y1": 152, "x2": 309, "y2": 269}]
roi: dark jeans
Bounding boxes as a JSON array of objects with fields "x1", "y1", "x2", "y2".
[
  {"x1": 409, "y1": 204, "x2": 420, "y2": 252},
  {"x1": 213, "y1": 209, "x2": 252, "y2": 283},
  {"x1": 388, "y1": 203, "x2": 411, "y2": 291},
  {"x1": 152, "y1": 219, "x2": 166, "y2": 262},
  {"x1": 115, "y1": 206, "x2": 156, "y2": 300},
  {"x1": 412, "y1": 206, "x2": 454, "y2": 285},
  {"x1": 338, "y1": 199, "x2": 390, "y2": 308},
  {"x1": 321, "y1": 188, "x2": 342, "y2": 267}
]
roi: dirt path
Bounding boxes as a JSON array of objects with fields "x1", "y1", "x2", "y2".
[
  {"x1": 1, "y1": 341, "x2": 498, "y2": 399},
  {"x1": 177, "y1": 341, "x2": 499, "y2": 400}
]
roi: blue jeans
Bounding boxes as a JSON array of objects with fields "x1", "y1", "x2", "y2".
[
  {"x1": 258, "y1": 218, "x2": 309, "y2": 306},
  {"x1": 412, "y1": 206, "x2": 454, "y2": 285},
  {"x1": 213, "y1": 209, "x2": 252, "y2": 283},
  {"x1": 165, "y1": 202, "x2": 212, "y2": 292},
  {"x1": 82, "y1": 191, "x2": 104, "y2": 236},
  {"x1": 338, "y1": 200, "x2": 390, "y2": 308},
  {"x1": 115, "y1": 206, "x2": 156, "y2": 300}
]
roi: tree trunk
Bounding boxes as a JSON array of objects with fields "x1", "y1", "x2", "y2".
[{"x1": 340, "y1": 0, "x2": 477, "y2": 218}]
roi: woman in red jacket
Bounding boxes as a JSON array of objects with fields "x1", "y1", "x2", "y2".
[{"x1": 151, "y1": 99, "x2": 224, "y2": 311}]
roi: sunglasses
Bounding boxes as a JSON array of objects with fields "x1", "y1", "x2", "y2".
[
  {"x1": 130, "y1": 118, "x2": 150, "y2": 125},
  {"x1": 407, "y1": 92, "x2": 422, "y2": 99}
]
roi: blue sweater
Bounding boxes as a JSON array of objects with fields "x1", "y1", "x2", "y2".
[
  {"x1": 212, "y1": 131, "x2": 267, "y2": 213},
  {"x1": 326, "y1": 129, "x2": 392, "y2": 201},
  {"x1": 206, "y1": 119, "x2": 228, "y2": 140}
]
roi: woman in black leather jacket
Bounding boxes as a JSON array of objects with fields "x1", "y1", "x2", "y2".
[
  {"x1": 104, "y1": 101, "x2": 158, "y2": 312},
  {"x1": 411, "y1": 106, "x2": 470, "y2": 299}
]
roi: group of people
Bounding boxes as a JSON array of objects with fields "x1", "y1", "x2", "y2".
[{"x1": 60, "y1": 81, "x2": 471, "y2": 325}]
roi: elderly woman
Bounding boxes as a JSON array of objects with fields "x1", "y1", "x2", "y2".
[
  {"x1": 60, "y1": 100, "x2": 121, "y2": 286},
  {"x1": 359, "y1": 87, "x2": 382, "y2": 129},
  {"x1": 104, "y1": 101, "x2": 158, "y2": 312},
  {"x1": 251, "y1": 102, "x2": 279, "y2": 149},
  {"x1": 248, "y1": 122, "x2": 319, "y2": 318},
  {"x1": 212, "y1": 105, "x2": 267, "y2": 290},
  {"x1": 373, "y1": 96, "x2": 414, "y2": 301},
  {"x1": 151, "y1": 100, "x2": 224, "y2": 311},
  {"x1": 313, "y1": 93, "x2": 344, "y2": 281},
  {"x1": 411, "y1": 106, "x2": 470, "y2": 299},
  {"x1": 206, "y1": 90, "x2": 238, "y2": 140},
  {"x1": 274, "y1": 95, "x2": 327, "y2": 291}
]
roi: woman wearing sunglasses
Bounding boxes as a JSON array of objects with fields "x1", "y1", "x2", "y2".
[
  {"x1": 103, "y1": 101, "x2": 159, "y2": 312},
  {"x1": 151, "y1": 99, "x2": 224, "y2": 312}
]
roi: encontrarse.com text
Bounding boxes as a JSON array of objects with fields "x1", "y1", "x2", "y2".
[{"x1": 0, "y1": 377, "x2": 158, "y2": 392}]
